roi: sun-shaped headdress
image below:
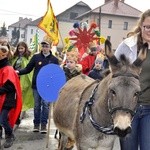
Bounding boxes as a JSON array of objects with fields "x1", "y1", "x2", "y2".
[{"x1": 64, "y1": 22, "x2": 106, "y2": 59}]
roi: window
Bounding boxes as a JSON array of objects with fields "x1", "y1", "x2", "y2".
[
  {"x1": 31, "y1": 29, "x2": 33, "y2": 34},
  {"x1": 123, "y1": 22, "x2": 128, "y2": 30},
  {"x1": 70, "y1": 12, "x2": 78, "y2": 19},
  {"x1": 107, "y1": 36, "x2": 111, "y2": 41},
  {"x1": 108, "y1": 20, "x2": 112, "y2": 28},
  {"x1": 97, "y1": 18, "x2": 99, "y2": 26},
  {"x1": 21, "y1": 34, "x2": 25, "y2": 38},
  {"x1": 30, "y1": 38, "x2": 32, "y2": 43}
]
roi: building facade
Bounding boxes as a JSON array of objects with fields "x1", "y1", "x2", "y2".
[
  {"x1": 76, "y1": 0, "x2": 142, "y2": 49},
  {"x1": 7, "y1": 0, "x2": 142, "y2": 50}
]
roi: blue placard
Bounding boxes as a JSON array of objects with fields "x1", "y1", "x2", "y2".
[{"x1": 36, "y1": 64, "x2": 66, "y2": 102}]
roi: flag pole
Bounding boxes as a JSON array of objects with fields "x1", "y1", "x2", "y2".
[{"x1": 58, "y1": 21, "x2": 65, "y2": 49}]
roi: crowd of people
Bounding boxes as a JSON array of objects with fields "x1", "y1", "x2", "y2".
[{"x1": 0, "y1": 9, "x2": 149, "y2": 149}]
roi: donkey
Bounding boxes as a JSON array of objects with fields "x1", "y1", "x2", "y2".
[{"x1": 53, "y1": 40, "x2": 148, "y2": 150}]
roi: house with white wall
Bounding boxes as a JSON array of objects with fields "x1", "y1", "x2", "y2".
[
  {"x1": 76, "y1": 0, "x2": 142, "y2": 49},
  {"x1": 8, "y1": 0, "x2": 142, "y2": 50}
]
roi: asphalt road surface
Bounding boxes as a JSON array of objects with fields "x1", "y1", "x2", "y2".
[{"x1": 0, "y1": 109, "x2": 120, "y2": 150}]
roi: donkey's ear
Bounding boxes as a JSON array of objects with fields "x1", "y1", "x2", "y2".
[
  {"x1": 133, "y1": 42, "x2": 148, "y2": 67},
  {"x1": 105, "y1": 39, "x2": 119, "y2": 66},
  {"x1": 132, "y1": 43, "x2": 148, "y2": 74},
  {"x1": 105, "y1": 39, "x2": 113, "y2": 57}
]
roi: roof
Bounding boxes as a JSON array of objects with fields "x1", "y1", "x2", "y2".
[
  {"x1": 27, "y1": 17, "x2": 42, "y2": 26},
  {"x1": 26, "y1": 1, "x2": 92, "y2": 27},
  {"x1": 8, "y1": 18, "x2": 32, "y2": 28},
  {"x1": 77, "y1": 0, "x2": 142, "y2": 19},
  {"x1": 56, "y1": 1, "x2": 91, "y2": 16}
]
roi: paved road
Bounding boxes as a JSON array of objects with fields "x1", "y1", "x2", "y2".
[{"x1": 0, "y1": 109, "x2": 120, "y2": 150}]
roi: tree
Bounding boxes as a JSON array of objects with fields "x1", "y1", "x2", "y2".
[
  {"x1": 0, "y1": 22, "x2": 7, "y2": 37},
  {"x1": 11, "y1": 27, "x2": 20, "y2": 47}
]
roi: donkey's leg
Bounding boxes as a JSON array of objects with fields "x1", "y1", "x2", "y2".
[
  {"x1": 96, "y1": 136, "x2": 116, "y2": 150},
  {"x1": 76, "y1": 145, "x2": 113, "y2": 150},
  {"x1": 76, "y1": 143, "x2": 91, "y2": 150},
  {"x1": 76, "y1": 138, "x2": 115, "y2": 150},
  {"x1": 58, "y1": 132, "x2": 68, "y2": 150},
  {"x1": 65, "y1": 137, "x2": 75, "y2": 150}
]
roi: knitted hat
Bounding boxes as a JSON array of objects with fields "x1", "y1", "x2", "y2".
[
  {"x1": 96, "y1": 53, "x2": 105, "y2": 61},
  {"x1": 95, "y1": 57, "x2": 103, "y2": 64},
  {"x1": 95, "y1": 52, "x2": 105, "y2": 64}
]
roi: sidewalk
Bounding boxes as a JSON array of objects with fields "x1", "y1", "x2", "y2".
[
  {"x1": 0, "y1": 109, "x2": 58, "y2": 150},
  {"x1": 0, "y1": 109, "x2": 120, "y2": 150}
]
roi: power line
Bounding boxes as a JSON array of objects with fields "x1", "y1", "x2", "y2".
[{"x1": 0, "y1": 9, "x2": 38, "y2": 17}]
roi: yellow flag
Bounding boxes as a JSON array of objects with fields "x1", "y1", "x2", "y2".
[{"x1": 38, "y1": 0, "x2": 59, "y2": 45}]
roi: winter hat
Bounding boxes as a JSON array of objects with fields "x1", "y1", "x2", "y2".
[
  {"x1": 95, "y1": 57, "x2": 103, "y2": 64},
  {"x1": 96, "y1": 53, "x2": 105, "y2": 61}
]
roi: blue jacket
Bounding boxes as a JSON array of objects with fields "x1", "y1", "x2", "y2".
[{"x1": 88, "y1": 68, "x2": 104, "y2": 80}]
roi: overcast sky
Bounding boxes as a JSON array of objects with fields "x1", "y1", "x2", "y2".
[{"x1": 0, "y1": 0, "x2": 149, "y2": 27}]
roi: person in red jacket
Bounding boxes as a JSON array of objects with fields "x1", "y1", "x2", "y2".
[
  {"x1": 0, "y1": 45, "x2": 22, "y2": 148},
  {"x1": 79, "y1": 42, "x2": 98, "y2": 75}
]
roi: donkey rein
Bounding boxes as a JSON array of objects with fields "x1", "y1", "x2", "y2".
[
  {"x1": 139, "y1": 86, "x2": 150, "y2": 96},
  {"x1": 80, "y1": 82, "x2": 115, "y2": 135},
  {"x1": 80, "y1": 83, "x2": 99, "y2": 123}
]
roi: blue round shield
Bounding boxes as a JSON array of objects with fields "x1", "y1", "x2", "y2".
[{"x1": 36, "y1": 64, "x2": 66, "y2": 102}]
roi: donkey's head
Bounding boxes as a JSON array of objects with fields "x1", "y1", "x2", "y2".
[{"x1": 105, "y1": 40, "x2": 148, "y2": 137}]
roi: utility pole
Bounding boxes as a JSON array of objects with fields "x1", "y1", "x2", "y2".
[{"x1": 99, "y1": 6, "x2": 101, "y2": 33}]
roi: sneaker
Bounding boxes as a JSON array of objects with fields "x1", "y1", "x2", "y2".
[
  {"x1": 33, "y1": 125, "x2": 40, "y2": 132},
  {"x1": 3, "y1": 134, "x2": 15, "y2": 148},
  {"x1": 40, "y1": 125, "x2": 47, "y2": 134}
]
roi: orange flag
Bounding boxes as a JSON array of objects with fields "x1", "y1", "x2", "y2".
[{"x1": 38, "y1": 0, "x2": 59, "y2": 45}]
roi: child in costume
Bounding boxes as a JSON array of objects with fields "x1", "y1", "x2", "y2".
[
  {"x1": 0, "y1": 45, "x2": 22, "y2": 148},
  {"x1": 79, "y1": 42, "x2": 98, "y2": 75},
  {"x1": 62, "y1": 47, "x2": 82, "y2": 80},
  {"x1": 88, "y1": 57, "x2": 104, "y2": 80}
]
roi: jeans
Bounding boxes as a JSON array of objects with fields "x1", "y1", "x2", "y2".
[
  {"x1": 33, "y1": 89, "x2": 49, "y2": 126},
  {"x1": 120, "y1": 104, "x2": 150, "y2": 150},
  {"x1": 0, "y1": 109, "x2": 13, "y2": 136}
]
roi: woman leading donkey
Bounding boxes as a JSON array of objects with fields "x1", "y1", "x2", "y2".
[{"x1": 53, "y1": 39, "x2": 148, "y2": 150}]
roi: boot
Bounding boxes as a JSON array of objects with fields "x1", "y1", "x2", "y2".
[{"x1": 3, "y1": 134, "x2": 15, "y2": 148}]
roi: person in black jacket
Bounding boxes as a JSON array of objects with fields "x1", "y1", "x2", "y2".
[
  {"x1": 17, "y1": 37, "x2": 59, "y2": 134},
  {"x1": 88, "y1": 57, "x2": 104, "y2": 80}
]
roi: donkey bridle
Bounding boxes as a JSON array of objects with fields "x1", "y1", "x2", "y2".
[
  {"x1": 80, "y1": 72, "x2": 140, "y2": 135},
  {"x1": 108, "y1": 72, "x2": 139, "y2": 117}
]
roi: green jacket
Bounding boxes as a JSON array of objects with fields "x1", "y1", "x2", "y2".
[{"x1": 12, "y1": 56, "x2": 34, "y2": 111}]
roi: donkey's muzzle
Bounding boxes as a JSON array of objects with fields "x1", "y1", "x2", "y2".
[{"x1": 114, "y1": 126, "x2": 131, "y2": 137}]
